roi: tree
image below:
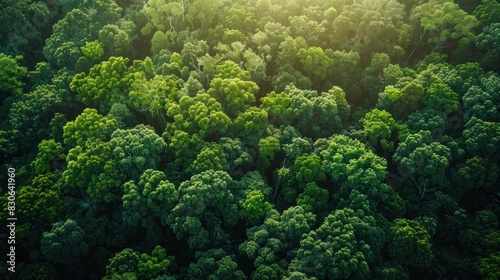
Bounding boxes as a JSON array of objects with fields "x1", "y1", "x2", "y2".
[
  {"x1": 463, "y1": 117, "x2": 500, "y2": 160},
  {"x1": 129, "y1": 67, "x2": 183, "y2": 126},
  {"x1": 387, "y1": 218, "x2": 433, "y2": 269},
  {"x1": 0, "y1": 53, "x2": 27, "y2": 97},
  {"x1": 32, "y1": 139, "x2": 65, "y2": 175},
  {"x1": 288, "y1": 208, "x2": 384, "y2": 279},
  {"x1": 167, "y1": 170, "x2": 239, "y2": 249},
  {"x1": 98, "y1": 24, "x2": 133, "y2": 58},
  {"x1": 257, "y1": 136, "x2": 281, "y2": 172},
  {"x1": 43, "y1": 2, "x2": 122, "y2": 68},
  {"x1": 296, "y1": 182, "x2": 329, "y2": 213},
  {"x1": 142, "y1": 0, "x2": 184, "y2": 33},
  {"x1": 70, "y1": 56, "x2": 133, "y2": 113},
  {"x1": 412, "y1": 1, "x2": 478, "y2": 51},
  {"x1": 239, "y1": 206, "x2": 316, "y2": 269},
  {"x1": 63, "y1": 108, "x2": 118, "y2": 147},
  {"x1": 331, "y1": 0, "x2": 408, "y2": 59},
  {"x1": 232, "y1": 107, "x2": 269, "y2": 143},
  {"x1": 393, "y1": 130, "x2": 452, "y2": 193},
  {"x1": 41, "y1": 219, "x2": 88, "y2": 265},
  {"x1": 219, "y1": 137, "x2": 253, "y2": 178},
  {"x1": 80, "y1": 40, "x2": 104, "y2": 63},
  {"x1": 297, "y1": 46, "x2": 333, "y2": 83},
  {"x1": 291, "y1": 154, "x2": 326, "y2": 189},
  {"x1": 327, "y1": 86, "x2": 350, "y2": 123},
  {"x1": 63, "y1": 138, "x2": 124, "y2": 203},
  {"x1": 207, "y1": 77, "x2": 259, "y2": 118},
  {"x1": 462, "y1": 73, "x2": 500, "y2": 122},
  {"x1": 407, "y1": 109, "x2": 447, "y2": 135},
  {"x1": 187, "y1": 142, "x2": 228, "y2": 175},
  {"x1": 240, "y1": 190, "x2": 273, "y2": 226},
  {"x1": 9, "y1": 84, "x2": 65, "y2": 149},
  {"x1": 104, "y1": 246, "x2": 174, "y2": 280},
  {"x1": 188, "y1": 249, "x2": 246, "y2": 280},
  {"x1": 107, "y1": 103, "x2": 136, "y2": 128},
  {"x1": 110, "y1": 124, "x2": 167, "y2": 181},
  {"x1": 422, "y1": 82, "x2": 459, "y2": 114},
  {"x1": 473, "y1": 0, "x2": 500, "y2": 28},
  {"x1": 480, "y1": 252, "x2": 500, "y2": 280},
  {"x1": 452, "y1": 156, "x2": 499, "y2": 195},
  {"x1": 363, "y1": 109, "x2": 395, "y2": 148},
  {"x1": 16, "y1": 184, "x2": 62, "y2": 251}
]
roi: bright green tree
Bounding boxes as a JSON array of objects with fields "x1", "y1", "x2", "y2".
[
  {"x1": 412, "y1": 1, "x2": 478, "y2": 51},
  {"x1": 387, "y1": 218, "x2": 433, "y2": 269},
  {"x1": 63, "y1": 139, "x2": 124, "y2": 203},
  {"x1": 110, "y1": 124, "x2": 166, "y2": 181},
  {"x1": 0, "y1": 53, "x2": 27, "y2": 97},
  {"x1": 63, "y1": 108, "x2": 118, "y2": 147}
]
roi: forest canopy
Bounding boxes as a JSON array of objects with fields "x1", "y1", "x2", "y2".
[{"x1": 1, "y1": 0, "x2": 499, "y2": 279}]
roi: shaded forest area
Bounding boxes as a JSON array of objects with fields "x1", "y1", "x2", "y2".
[{"x1": 1, "y1": 0, "x2": 500, "y2": 279}]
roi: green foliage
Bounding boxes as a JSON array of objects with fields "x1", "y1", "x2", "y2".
[
  {"x1": 43, "y1": 1, "x2": 122, "y2": 68},
  {"x1": 321, "y1": 135, "x2": 386, "y2": 186},
  {"x1": 257, "y1": 136, "x2": 281, "y2": 171},
  {"x1": 363, "y1": 109, "x2": 395, "y2": 147},
  {"x1": 296, "y1": 182, "x2": 329, "y2": 213},
  {"x1": 122, "y1": 168, "x2": 177, "y2": 228},
  {"x1": 387, "y1": 218, "x2": 433, "y2": 269},
  {"x1": 107, "y1": 103, "x2": 136, "y2": 128},
  {"x1": 422, "y1": 82, "x2": 459, "y2": 114},
  {"x1": 167, "y1": 170, "x2": 239, "y2": 249},
  {"x1": 463, "y1": 117, "x2": 500, "y2": 159},
  {"x1": 407, "y1": 109, "x2": 447, "y2": 135},
  {"x1": 41, "y1": 219, "x2": 88, "y2": 265},
  {"x1": 219, "y1": 137, "x2": 253, "y2": 177},
  {"x1": 98, "y1": 24, "x2": 133, "y2": 58},
  {"x1": 70, "y1": 56, "x2": 133, "y2": 113},
  {"x1": 393, "y1": 130, "x2": 452, "y2": 189},
  {"x1": 207, "y1": 77, "x2": 259, "y2": 118},
  {"x1": 16, "y1": 184, "x2": 62, "y2": 250},
  {"x1": 32, "y1": 139, "x2": 65, "y2": 175},
  {"x1": 110, "y1": 124, "x2": 166, "y2": 180},
  {"x1": 63, "y1": 108, "x2": 118, "y2": 147},
  {"x1": 453, "y1": 156, "x2": 499, "y2": 194},
  {"x1": 81, "y1": 40, "x2": 104, "y2": 62},
  {"x1": 240, "y1": 190, "x2": 273, "y2": 226},
  {"x1": 104, "y1": 246, "x2": 174, "y2": 280},
  {"x1": 9, "y1": 84, "x2": 65, "y2": 148},
  {"x1": 462, "y1": 73, "x2": 500, "y2": 122},
  {"x1": 262, "y1": 85, "x2": 343, "y2": 138},
  {"x1": 142, "y1": 0, "x2": 184, "y2": 33},
  {"x1": 63, "y1": 138, "x2": 124, "y2": 203},
  {"x1": 474, "y1": 0, "x2": 500, "y2": 28},
  {"x1": 166, "y1": 93, "x2": 231, "y2": 139},
  {"x1": 292, "y1": 154, "x2": 326, "y2": 188},
  {"x1": 480, "y1": 252, "x2": 500, "y2": 280},
  {"x1": 0, "y1": 53, "x2": 27, "y2": 96},
  {"x1": 288, "y1": 208, "x2": 384, "y2": 279},
  {"x1": 3, "y1": 0, "x2": 499, "y2": 278},
  {"x1": 188, "y1": 142, "x2": 228, "y2": 175},
  {"x1": 413, "y1": 1, "x2": 478, "y2": 50},
  {"x1": 188, "y1": 249, "x2": 246, "y2": 280},
  {"x1": 239, "y1": 206, "x2": 316, "y2": 268},
  {"x1": 232, "y1": 107, "x2": 269, "y2": 143},
  {"x1": 297, "y1": 46, "x2": 333, "y2": 82}
]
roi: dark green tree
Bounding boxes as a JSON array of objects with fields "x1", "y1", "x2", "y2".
[{"x1": 41, "y1": 219, "x2": 88, "y2": 265}]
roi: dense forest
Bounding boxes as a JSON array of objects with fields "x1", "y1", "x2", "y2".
[{"x1": 1, "y1": 0, "x2": 499, "y2": 279}]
